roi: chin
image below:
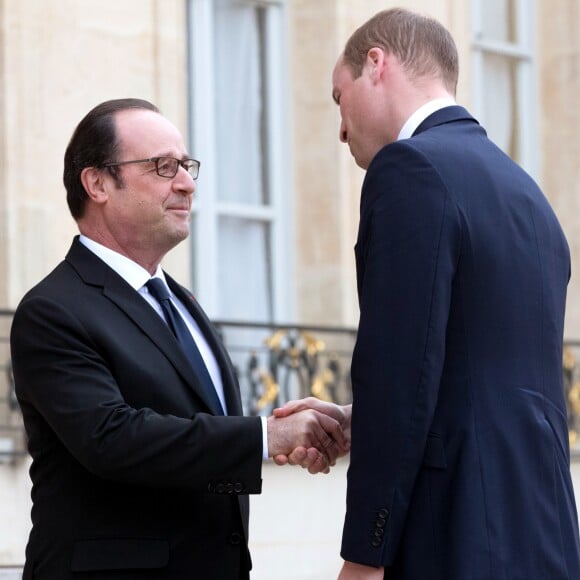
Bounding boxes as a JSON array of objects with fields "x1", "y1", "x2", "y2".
[
  {"x1": 349, "y1": 147, "x2": 369, "y2": 170},
  {"x1": 176, "y1": 227, "x2": 190, "y2": 242},
  {"x1": 354, "y1": 155, "x2": 370, "y2": 170},
  {"x1": 165, "y1": 226, "x2": 190, "y2": 246}
]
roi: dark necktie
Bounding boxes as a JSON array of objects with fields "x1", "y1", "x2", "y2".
[{"x1": 146, "y1": 278, "x2": 224, "y2": 415}]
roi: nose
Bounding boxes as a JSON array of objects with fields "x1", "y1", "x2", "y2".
[
  {"x1": 339, "y1": 120, "x2": 348, "y2": 143},
  {"x1": 174, "y1": 165, "x2": 196, "y2": 196}
]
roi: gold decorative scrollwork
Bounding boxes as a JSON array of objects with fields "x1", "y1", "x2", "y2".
[
  {"x1": 248, "y1": 328, "x2": 342, "y2": 413},
  {"x1": 256, "y1": 371, "x2": 279, "y2": 410},
  {"x1": 311, "y1": 368, "x2": 334, "y2": 402},
  {"x1": 564, "y1": 346, "x2": 575, "y2": 371},
  {"x1": 564, "y1": 346, "x2": 580, "y2": 448}
]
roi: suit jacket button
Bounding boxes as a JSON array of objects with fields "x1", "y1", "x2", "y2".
[
  {"x1": 234, "y1": 483, "x2": 244, "y2": 493},
  {"x1": 375, "y1": 517, "x2": 386, "y2": 528},
  {"x1": 216, "y1": 483, "x2": 225, "y2": 494},
  {"x1": 371, "y1": 538, "x2": 382, "y2": 548},
  {"x1": 225, "y1": 483, "x2": 234, "y2": 494},
  {"x1": 229, "y1": 532, "x2": 242, "y2": 545},
  {"x1": 207, "y1": 483, "x2": 215, "y2": 493},
  {"x1": 374, "y1": 528, "x2": 384, "y2": 537},
  {"x1": 378, "y1": 508, "x2": 389, "y2": 518}
]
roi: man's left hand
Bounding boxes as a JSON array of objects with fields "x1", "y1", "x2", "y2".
[{"x1": 338, "y1": 561, "x2": 384, "y2": 580}]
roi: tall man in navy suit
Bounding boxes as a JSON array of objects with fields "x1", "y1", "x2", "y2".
[
  {"x1": 276, "y1": 8, "x2": 580, "y2": 579},
  {"x1": 10, "y1": 98, "x2": 347, "y2": 580}
]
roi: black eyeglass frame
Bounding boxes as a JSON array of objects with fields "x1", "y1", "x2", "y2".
[{"x1": 102, "y1": 157, "x2": 200, "y2": 179}]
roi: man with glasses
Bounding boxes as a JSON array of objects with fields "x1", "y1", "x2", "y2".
[{"x1": 10, "y1": 98, "x2": 348, "y2": 580}]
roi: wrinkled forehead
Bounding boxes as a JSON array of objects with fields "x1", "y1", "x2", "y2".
[{"x1": 114, "y1": 109, "x2": 186, "y2": 156}]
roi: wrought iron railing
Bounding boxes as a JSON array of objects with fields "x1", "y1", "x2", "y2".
[
  {"x1": 0, "y1": 311, "x2": 356, "y2": 462},
  {"x1": 0, "y1": 310, "x2": 26, "y2": 464},
  {"x1": 2, "y1": 308, "x2": 580, "y2": 461},
  {"x1": 213, "y1": 320, "x2": 356, "y2": 416},
  {"x1": 564, "y1": 341, "x2": 580, "y2": 450}
]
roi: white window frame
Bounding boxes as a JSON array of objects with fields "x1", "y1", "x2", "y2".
[
  {"x1": 186, "y1": 0, "x2": 292, "y2": 321},
  {"x1": 471, "y1": 0, "x2": 539, "y2": 178}
]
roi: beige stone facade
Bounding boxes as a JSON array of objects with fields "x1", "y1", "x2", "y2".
[
  {"x1": 538, "y1": 0, "x2": 580, "y2": 337},
  {"x1": 290, "y1": 0, "x2": 473, "y2": 326},
  {"x1": 0, "y1": 0, "x2": 190, "y2": 309},
  {"x1": 291, "y1": 0, "x2": 580, "y2": 335},
  {"x1": 0, "y1": 0, "x2": 578, "y2": 332},
  {"x1": 0, "y1": 0, "x2": 579, "y2": 572}
]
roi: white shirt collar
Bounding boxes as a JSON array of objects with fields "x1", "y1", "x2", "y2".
[
  {"x1": 397, "y1": 97, "x2": 457, "y2": 141},
  {"x1": 78, "y1": 234, "x2": 165, "y2": 290}
]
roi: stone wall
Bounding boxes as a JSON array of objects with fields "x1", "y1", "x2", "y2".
[
  {"x1": 0, "y1": 0, "x2": 191, "y2": 309},
  {"x1": 538, "y1": 0, "x2": 580, "y2": 338},
  {"x1": 289, "y1": 0, "x2": 472, "y2": 327}
]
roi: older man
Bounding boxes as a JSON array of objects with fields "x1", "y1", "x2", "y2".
[{"x1": 11, "y1": 98, "x2": 347, "y2": 580}]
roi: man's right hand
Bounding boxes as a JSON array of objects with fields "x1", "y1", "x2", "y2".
[
  {"x1": 270, "y1": 398, "x2": 352, "y2": 473},
  {"x1": 267, "y1": 408, "x2": 348, "y2": 473}
]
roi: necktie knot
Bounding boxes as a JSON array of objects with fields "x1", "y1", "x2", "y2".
[{"x1": 146, "y1": 278, "x2": 171, "y2": 302}]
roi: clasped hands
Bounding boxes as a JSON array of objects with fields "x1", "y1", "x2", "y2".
[{"x1": 267, "y1": 397, "x2": 352, "y2": 474}]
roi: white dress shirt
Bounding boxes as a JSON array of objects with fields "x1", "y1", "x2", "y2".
[
  {"x1": 78, "y1": 235, "x2": 270, "y2": 457},
  {"x1": 397, "y1": 97, "x2": 457, "y2": 141}
]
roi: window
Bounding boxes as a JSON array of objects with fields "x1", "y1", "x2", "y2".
[
  {"x1": 187, "y1": 0, "x2": 291, "y2": 322},
  {"x1": 472, "y1": 0, "x2": 537, "y2": 176}
]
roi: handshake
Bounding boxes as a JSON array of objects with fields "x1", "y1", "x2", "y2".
[{"x1": 267, "y1": 397, "x2": 352, "y2": 474}]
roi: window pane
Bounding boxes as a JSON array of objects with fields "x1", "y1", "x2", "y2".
[
  {"x1": 214, "y1": 0, "x2": 269, "y2": 205},
  {"x1": 218, "y1": 216, "x2": 273, "y2": 322},
  {"x1": 482, "y1": 53, "x2": 520, "y2": 161},
  {"x1": 481, "y1": 0, "x2": 518, "y2": 43}
]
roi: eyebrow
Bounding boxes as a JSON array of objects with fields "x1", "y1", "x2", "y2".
[{"x1": 156, "y1": 152, "x2": 191, "y2": 160}]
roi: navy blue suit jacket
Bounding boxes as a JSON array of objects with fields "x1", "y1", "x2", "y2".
[
  {"x1": 342, "y1": 106, "x2": 580, "y2": 579},
  {"x1": 11, "y1": 238, "x2": 263, "y2": 579}
]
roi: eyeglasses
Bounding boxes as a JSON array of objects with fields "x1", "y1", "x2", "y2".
[{"x1": 102, "y1": 156, "x2": 200, "y2": 179}]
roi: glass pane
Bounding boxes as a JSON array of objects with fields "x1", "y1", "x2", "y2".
[
  {"x1": 218, "y1": 216, "x2": 273, "y2": 322},
  {"x1": 481, "y1": 0, "x2": 518, "y2": 43},
  {"x1": 482, "y1": 53, "x2": 520, "y2": 162},
  {"x1": 214, "y1": 0, "x2": 269, "y2": 205}
]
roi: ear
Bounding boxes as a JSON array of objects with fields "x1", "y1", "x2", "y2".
[
  {"x1": 80, "y1": 167, "x2": 109, "y2": 205},
  {"x1": 365, "y1": 47, "x2": 386, "y2": 83}
]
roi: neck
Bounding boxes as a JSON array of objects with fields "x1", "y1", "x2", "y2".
[
  {"x1": 78, "y1": 224, "x2": 166, "y2": 275},
  {"x1": 392, "y1": 79, "x2": 454, "y2": 138}
]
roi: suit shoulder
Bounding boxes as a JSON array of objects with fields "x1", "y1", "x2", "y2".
[
  {"x1": 365, "y1": 139, "x2": 451, "y2": 192},
  {"x1": 16, "y1": 260, "x2": 77, "y2": 306},
  {"x1": 362, "y1": 141, "x2": 453, "y2": 213}
]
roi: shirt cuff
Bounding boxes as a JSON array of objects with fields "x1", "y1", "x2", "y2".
[{"x1": 261, "y1": 416, "x2": 269, "y2": 459}]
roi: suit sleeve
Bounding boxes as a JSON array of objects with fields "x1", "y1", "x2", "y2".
[
  {"x1": 341, "y1": 143, "x2": 462, "y2": 566},
  {"x1": 10, "y1": 294, "x2": 263, "y2": 494}
]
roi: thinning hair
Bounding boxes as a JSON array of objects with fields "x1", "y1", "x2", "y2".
[
  {"x1": 63, "y1": 98, "x2": 160, "y2": 220},
  {"x1": 343, "y1": 8, "x2": 459, "y2": 94}
]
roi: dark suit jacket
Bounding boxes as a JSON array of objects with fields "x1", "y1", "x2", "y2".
[
  {"x1": 343, "y1": 106, "x2": 580, "y2": 579},
  {"x1": 10, "y1": 238, "x2": 263, "y2": 579}
]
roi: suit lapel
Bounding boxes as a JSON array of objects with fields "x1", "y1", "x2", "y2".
[{"x1": 65, "y1": 239, "x2": 229, "y2": 415}]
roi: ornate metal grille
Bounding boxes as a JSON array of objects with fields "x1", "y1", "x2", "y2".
[
  {"x1": 0, "y1": 310, "x2": 26, "y2": 464},
  {"x1": 2, "y1": 310, "x2": 580, "y2": 460},
  {"x1": 213, "y1": 321, "x2": 356, "y2": 416}
]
